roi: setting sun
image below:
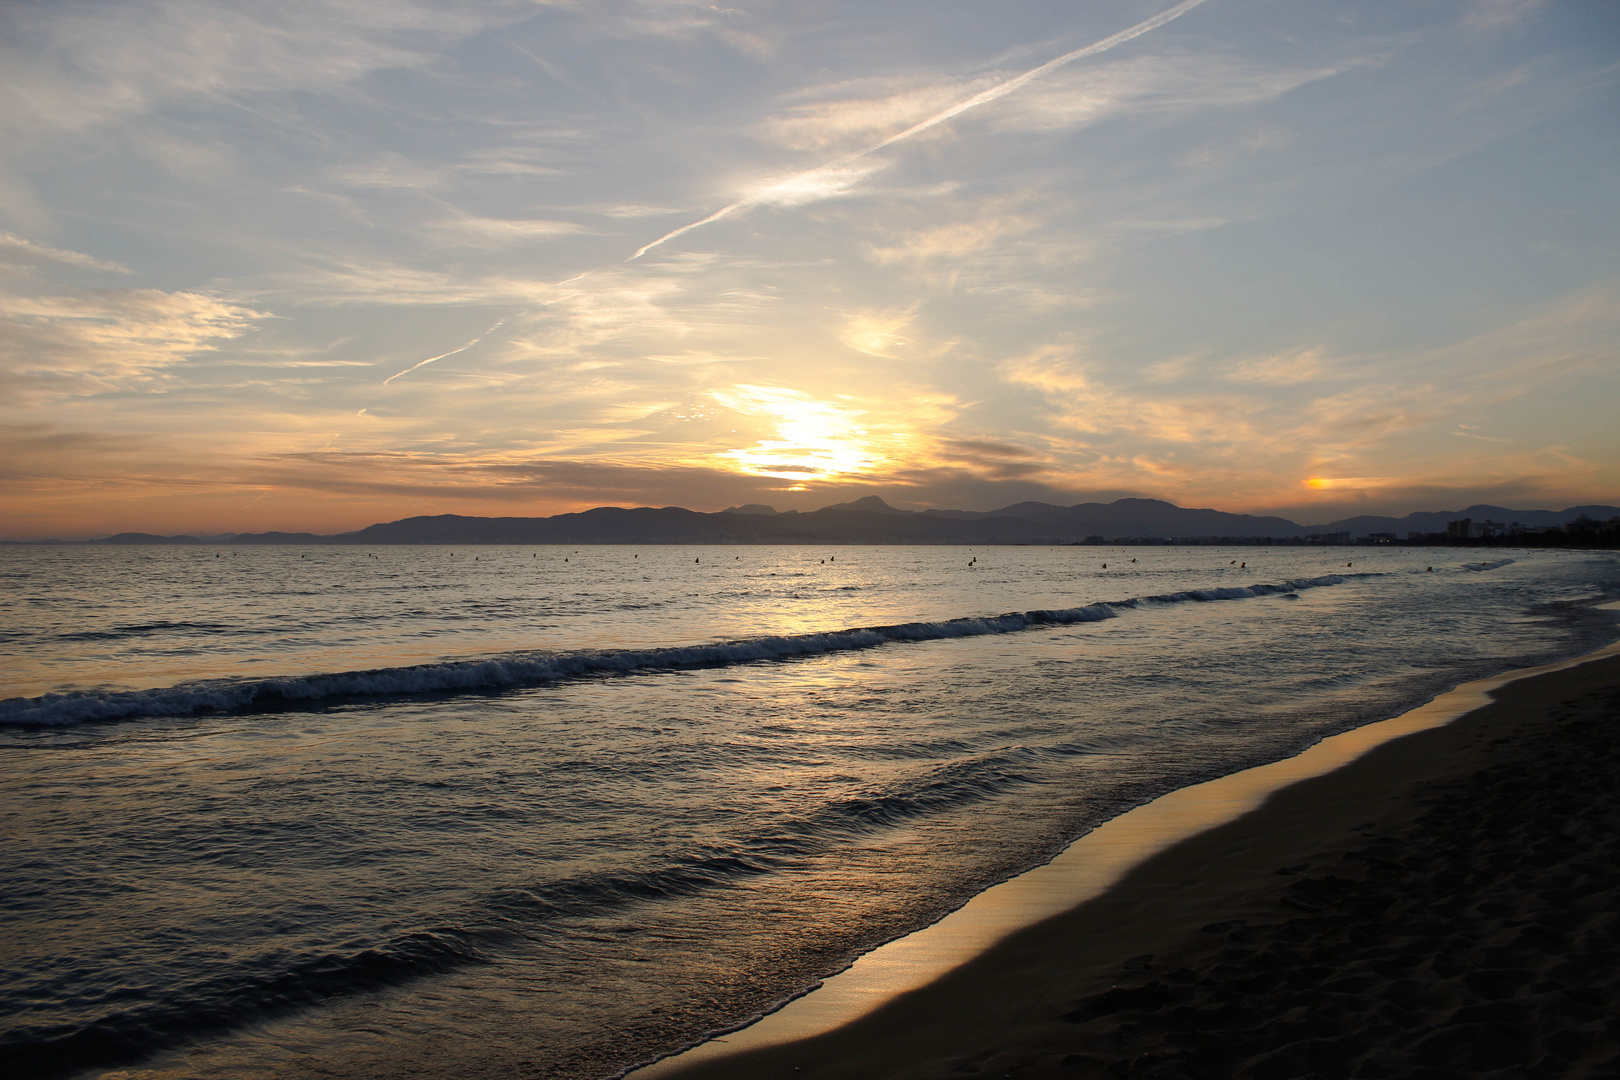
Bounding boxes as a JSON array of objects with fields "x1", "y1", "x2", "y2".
[{"x1": 711, "y1": 385, "x2": 901, "y2": 483}]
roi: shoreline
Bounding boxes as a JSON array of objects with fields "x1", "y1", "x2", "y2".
[{"x1": 635, "y1": 642, "x2": 1620, "y2": 1079}]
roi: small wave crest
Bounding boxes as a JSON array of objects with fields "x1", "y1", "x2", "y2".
[
  {"x1": 53, "y1": 620, "x2": 236, "y2": 644},
  {"x1": 490, "y1": 751, "x2": 1041, "y2": 921},
  {"x1": 2, "y1": 929, "x2": 489, "y2": 1080},
  {"x1": 1, "y1": 576, "x2": 1345, "y2": 727}
]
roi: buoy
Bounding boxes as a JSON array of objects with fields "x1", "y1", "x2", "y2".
[
  {"x1": 1241, "y1": 562, "x2": 1246, "y2": 568},
  {"x1": 1102, "y1": 563, "x2": 1107, "y2": 568},
  {"x1": 695, "y1": 557, "x2": 700, "y2": 563}
]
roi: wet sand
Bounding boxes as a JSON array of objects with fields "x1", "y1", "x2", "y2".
[{"x1": 656, "y1": 652, "x2": 1620, "y2": 1080}]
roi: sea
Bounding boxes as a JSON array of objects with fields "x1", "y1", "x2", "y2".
[{"x1": 2, "y1": 543, "x2": 1617, "y2": 1080}]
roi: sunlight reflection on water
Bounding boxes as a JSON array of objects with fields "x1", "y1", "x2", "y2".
[{"x1": 0, "y1": 546, "x2": 1615, "y2": 1080}]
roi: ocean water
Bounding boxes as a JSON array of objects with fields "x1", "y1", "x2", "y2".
[{"x1": 2, "y1": 544, "x2": 1616, "y2": 1080}]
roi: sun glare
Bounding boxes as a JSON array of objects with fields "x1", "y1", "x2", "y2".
[
  {"x1": 1305, "y1": 476, "x2": 1394, "y2": 492},
  {"x1": 711, "y1": 385, "x2": 895, "y2": 482}
]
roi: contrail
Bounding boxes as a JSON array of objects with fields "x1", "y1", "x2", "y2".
[
  {"x1": 629, "y1": 0, "x2": 1209, "y2": 260},
  {"x1": 382, "y1": 320, "x2": 506, "y2": 385}
]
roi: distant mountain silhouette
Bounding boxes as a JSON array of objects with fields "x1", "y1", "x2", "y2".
[
  {"x1": 815, "y1": 495, "x2": 908, "y2": 515},
  {"x1": 97, "y1": 532, "x2": 206, "y2": 545},
  {"x1": 23, "y1": 496, "x2": 1611, "y2": 545},
  {"x1": 1309, "y1": 504, "x2": 1620, "y2": 536},
  {"x1": 946, "y1": 498, "x2": 1307, "y2": 537},
  {"x1": 267, "y1": 496, "x2": 1308, "y2": 545}
]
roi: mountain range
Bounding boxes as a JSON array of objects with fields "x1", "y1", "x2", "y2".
[{"x1": 23, "y1": 496, "x2": 1618, "y2": 546}]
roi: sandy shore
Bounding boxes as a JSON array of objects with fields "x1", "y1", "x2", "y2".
[{"x1": 657, "y1": 652, "x2": 1620, "y2": 1080}]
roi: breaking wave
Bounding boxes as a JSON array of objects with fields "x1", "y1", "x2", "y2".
[{"x1": 1, "y1": 576, "x2": 1346, "y2": 727}]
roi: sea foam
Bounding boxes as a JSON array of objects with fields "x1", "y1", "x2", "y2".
[{"x1": 0, "y1": 576, "x2": 1345, "y2": 726}]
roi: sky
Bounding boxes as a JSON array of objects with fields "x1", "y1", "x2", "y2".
[{"x1": 1, "y1": 0, "x2": 1617, "y2": 538}]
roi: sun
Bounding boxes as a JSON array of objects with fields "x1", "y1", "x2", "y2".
[{"x1": 710, "y1": 385, "x2": 893, "y2": 483}]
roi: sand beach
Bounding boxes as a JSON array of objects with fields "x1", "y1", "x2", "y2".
[{"x1": 657, "y1": 650, "x2": 1620, "y2": 1080}]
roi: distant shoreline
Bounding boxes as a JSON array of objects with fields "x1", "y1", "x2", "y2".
[
  {"x1": 6, "y1": 537, "x2": 1618, "y2": 549},
  {"x1": 4, "y1": 495, "x2": 1617, "y2": 548}
]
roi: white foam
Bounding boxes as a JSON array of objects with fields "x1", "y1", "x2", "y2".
[{"x1": 0, "y1": 576, "x2": 1347, "y2": 727}]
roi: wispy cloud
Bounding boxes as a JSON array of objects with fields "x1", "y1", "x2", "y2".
[
  {"x1": 382, "y1": 320, "x2": 506, "y2": 385},
  {"x1": 0, "y1": 232, "x2": 131, "y2": 275},
  {"x1": 628, "y1": 0, "x2": 1211, "y2": 259},
  {"x1": 3, "y1": 0, "x2": 1616, "y2": 535},
  {"x1": 0, "y1": 287, "x2": 265, "y2": 394},
  {"x1": 837, "y1": 307, "x2": 917, "y2": 359},
  {"x1": 985, "y1": 55, "x2": 1348, "y2": 134},
  {"x1": 1461, "y1": 0, "x2": 1547, "y2": 34},
  {"x1": 0, "y1": 0, "x2": 496, "y2": 138},
  {"x1": 1222, "y1": 346, "x2": 1336, "y2": 384},
  {"x1": 755, "y1": 76, "x2": 999, "y2": 152}
]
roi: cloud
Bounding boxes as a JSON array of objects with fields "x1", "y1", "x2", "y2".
[
  {"x1": 933, "y1": 438, "x2": 1048, "y2": 480},
  {"x1": 427, "y1": 216, "x2": 592, "y2": 249},
  {"x1": 1301, "y1": 384, "x2": 1447, "y2": 446},
  {"x1": 383, "y1": 320, "x2": 506, "y2": 385},
  {"x1": 1427, "y1": 284, "x2": 1620, "y2": 392},
  {"x1": 0, "y1": 232, "x2": 131, "y2": 275},
  {"x1": 984, "y1": 54, "x2": 1349, "y2": 135},
  {"x1": 708, "y1": 384, "x2": 889, "y2": 483},
  {"x1": 0, "y1": 287, "x2": 266, "y2": 394},
  {"x1": 257, "y1": 266, "x2": 538, "y2": 308},
  {"x1": 1461, "y1": 0, "x2": 1547, "y2": 34},
  {"x1": 864, "y1": 201, "x2": 1044, "y2": 267},
  {"x1": 1222, "y1": 346, "x2": 1335, "y2": 384},
  {"x1": 756, "y1": 77, "x2": 1000, "y2": 153},
  {"x1": 629, "y1": 0, "x2": 1211, "y2": 259},
  {"x1": 837, "y1": 307, "x2": 916, "y2": 358},
  {"x1": 452, "y1": 146, "x2": 568, "y2": 178},
  {"x1": 0, "y1": 0, "x2": 501, "y2": 139},
  {"x1": 701, "y1": 384, "x2": 968, "y2": 488},
  {"x1": 1180, "y1": 126, "x2": 1294, "y2": 169},
  {"x1": 990, "y1": 278, "x2": 1620, "y2": 512},
  {"x1": 2, "y1": 1, "x2": 1614, "y2": 538}
]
